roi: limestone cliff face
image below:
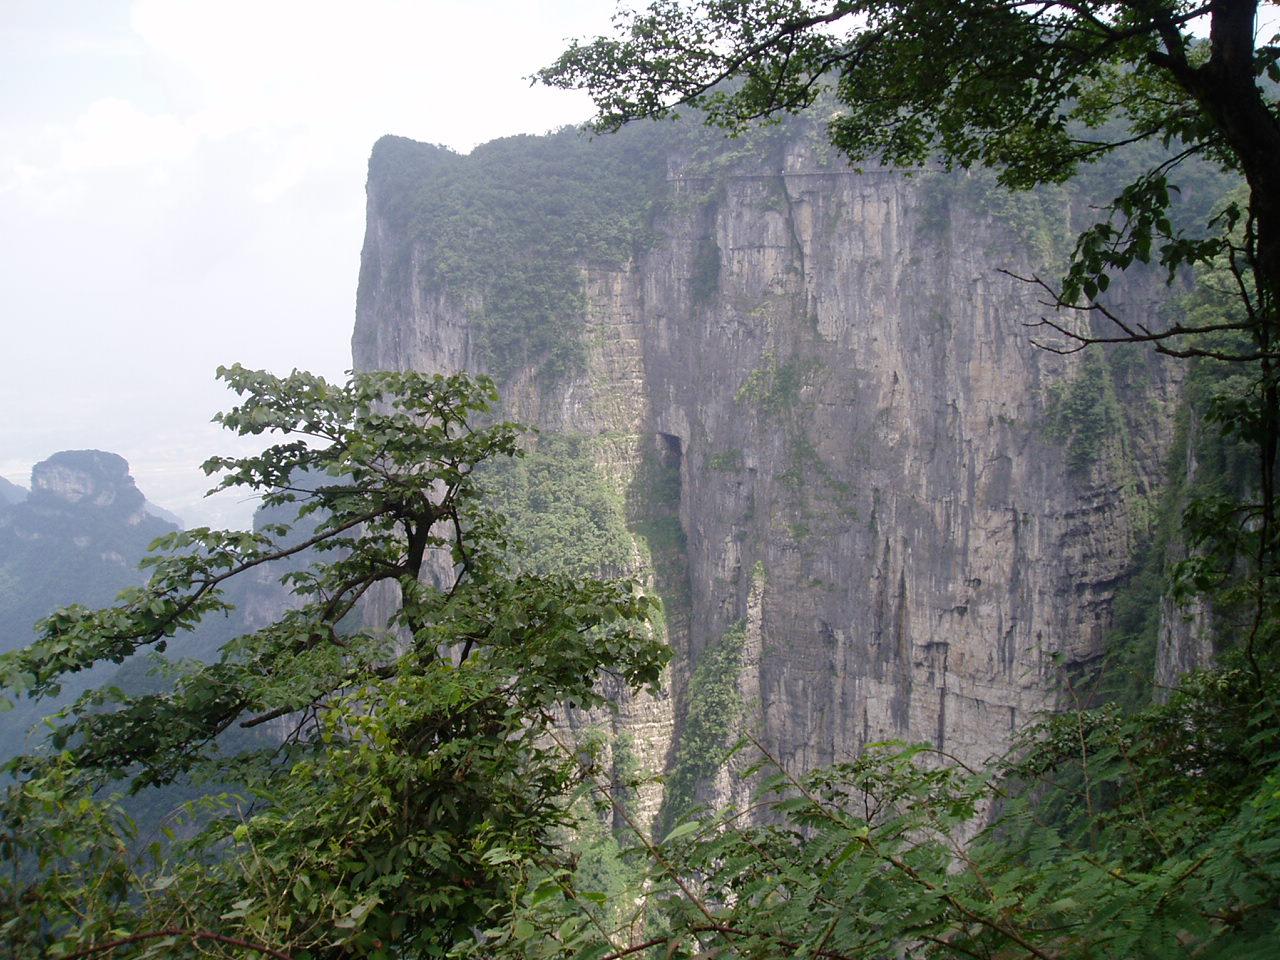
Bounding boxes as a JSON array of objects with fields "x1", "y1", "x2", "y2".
[{"x1": 353, "y1": 127, "x2": 1182, "y2": 814}]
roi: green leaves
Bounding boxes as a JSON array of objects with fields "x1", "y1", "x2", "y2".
[
  {"x1": 543, "y1": 1, "x2": 1214, "y2": 189},
  {"x1": 0, "y1": 366, "x2": 670, "y2": 959},
  {"x1": 658, "y1": 622, "x2": 746, "y2": 830},
  {"x1": 1060, "y1": 170, "x2": 1216, "y2": 309},
  {"x1": 476, "y1": 673, "x2": 1280, "y2": 960}
]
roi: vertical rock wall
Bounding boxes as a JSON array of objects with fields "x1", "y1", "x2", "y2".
[{"x1": 353, "y1": 127, "x2": 1183, "y2": 819}]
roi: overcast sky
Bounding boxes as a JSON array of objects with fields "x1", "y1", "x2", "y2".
[
  {"x1": 0, "y1": 0, "x2": 613, "y2": 527},
  {"x1": 3, "y1": 3, "x2": 1276, "y2": 527}
]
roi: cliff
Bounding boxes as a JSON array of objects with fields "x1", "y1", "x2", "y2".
[{"x1": 353, "y1": 121, "x2": 1187, "y2": 822}]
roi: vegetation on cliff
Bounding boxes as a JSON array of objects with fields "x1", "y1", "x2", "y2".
[
  {"x1": 513, "y1": 2, "x2": 1280, "y2": 957},
  {"x1": 480, "y1": 433, "x2": 634, "y2": 579},
  {"x1": 364, "y1": 127, "x2": 674, "y2": 384},
  {"x1": 544, "y1": 0, "x2": 1280, "y2": 610}
]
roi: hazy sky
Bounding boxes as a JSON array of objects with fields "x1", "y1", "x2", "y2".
[
  {"x1": 0, "y1": 0, "x2": 612, "y2": 526},
  {"x1": 3, "y1": 3, "x2": 1276, "y2": 527}
]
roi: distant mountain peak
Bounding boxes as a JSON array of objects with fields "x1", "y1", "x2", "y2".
[{"x1": 29, "y1": 449, "x2": 146, "y2": 515}]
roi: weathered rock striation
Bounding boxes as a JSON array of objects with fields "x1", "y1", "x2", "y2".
[{"x1": 353, "y1": 124, "x2": 1185, "y2": 819}]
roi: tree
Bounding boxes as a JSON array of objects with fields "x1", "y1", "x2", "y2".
[
  {"x1": 542, "y1": 1, "x2": 1277, "y2": 290},
  {"x1": 0, "y1": 366, "x2": 669, "y2": 959},
  {"x1": 542, "y1": 0, "x2": 1280, "y2": 619}
]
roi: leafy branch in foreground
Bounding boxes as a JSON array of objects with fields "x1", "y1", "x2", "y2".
[
  {"x1": 476, "y1": 665, "x2": 1280, "y2": 960},
  {"x1": 0, "y1": 366, "x2": 669, "y2": 959}
]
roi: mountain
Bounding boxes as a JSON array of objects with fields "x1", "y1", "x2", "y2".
[
  {"x1": 0, "y1": 449, "x2": 335, "y2": 761},
  {"x1": 0, "y1": 450, "x2": 178, "y2": 655},
  {"x1": 0, "y1": 477, "x2": 25, "y2": 505},
  {"x1": 354, "y1": 120, "x2": 1209, "y2": 822},
  {"x1": 143, "y1": 500, "x2": 184, "y2": 527},
  {"x1": 0, "y1": 450, "x2": 180, "y2": 756}
]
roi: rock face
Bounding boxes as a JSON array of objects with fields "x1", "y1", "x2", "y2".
[
  {"x1": 29, "y1": 450, "x2": 148, "y2": 514},
  {"x1": 353, "y1": 125, "x2": 1183, "y2": 818}
]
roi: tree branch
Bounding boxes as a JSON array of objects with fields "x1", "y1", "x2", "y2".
[{"x1": 62, "y1": 928, "x2": 292, "y2": 960}]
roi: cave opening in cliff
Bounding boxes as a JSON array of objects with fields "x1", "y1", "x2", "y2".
[{"x1": 655, "y1": 431, "x2": 683, "y2": 475}]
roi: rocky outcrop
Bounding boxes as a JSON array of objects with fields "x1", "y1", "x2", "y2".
[
  {"x1": 0, "y1": 450, "x2": 294, "y2": 757},
  {"x1": 353, "y1": 124, "x2": 1184, "y2": 817},
  {"x1": 0, "y1": 450, "x2": 177, "y2": 653},
  {"x1": 28, "y1": 450, "x2": 149, "y2": 516}
]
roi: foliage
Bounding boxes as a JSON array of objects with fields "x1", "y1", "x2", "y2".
[
  {"x1": 919, "y1": 167, "x2": 1072, "y2": 265},
  {"x1": 470, "y1": 659, "x2": 1280, "y2": 960},
  {"x1": 1044, "y1": 348, "x2": 1126, "y2": 474},
  {"x1": 705, "y1": 449, "x2": 743, "y2": 472},
  {"x1": 688, "y1": 233, "x2": 721, "y2": 303},
  {"x1": 0, "y1": 367, "x2": 670, "y2": 959},
  {"x1": 1087, "y1": 251, "x2": 1262, "y2": 707},
  {"x1": 481, "y1": 433, "x2": 634, "y2": 579},
  {"x1": 734, "y1": 353, "x2": 818, "y2": 419},
  {"x1": 364, "y1": 127, "x2": 675, "y2": 384},
  {"x1": 625, "y1": 435, "x2": 687, "y2": 584},
  {"x1": 658, "y1": 622, "x2": 746, "y2": 831},
  {"x1": 542, "y1": 2, "x2": 1277, "y2": 194}
]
